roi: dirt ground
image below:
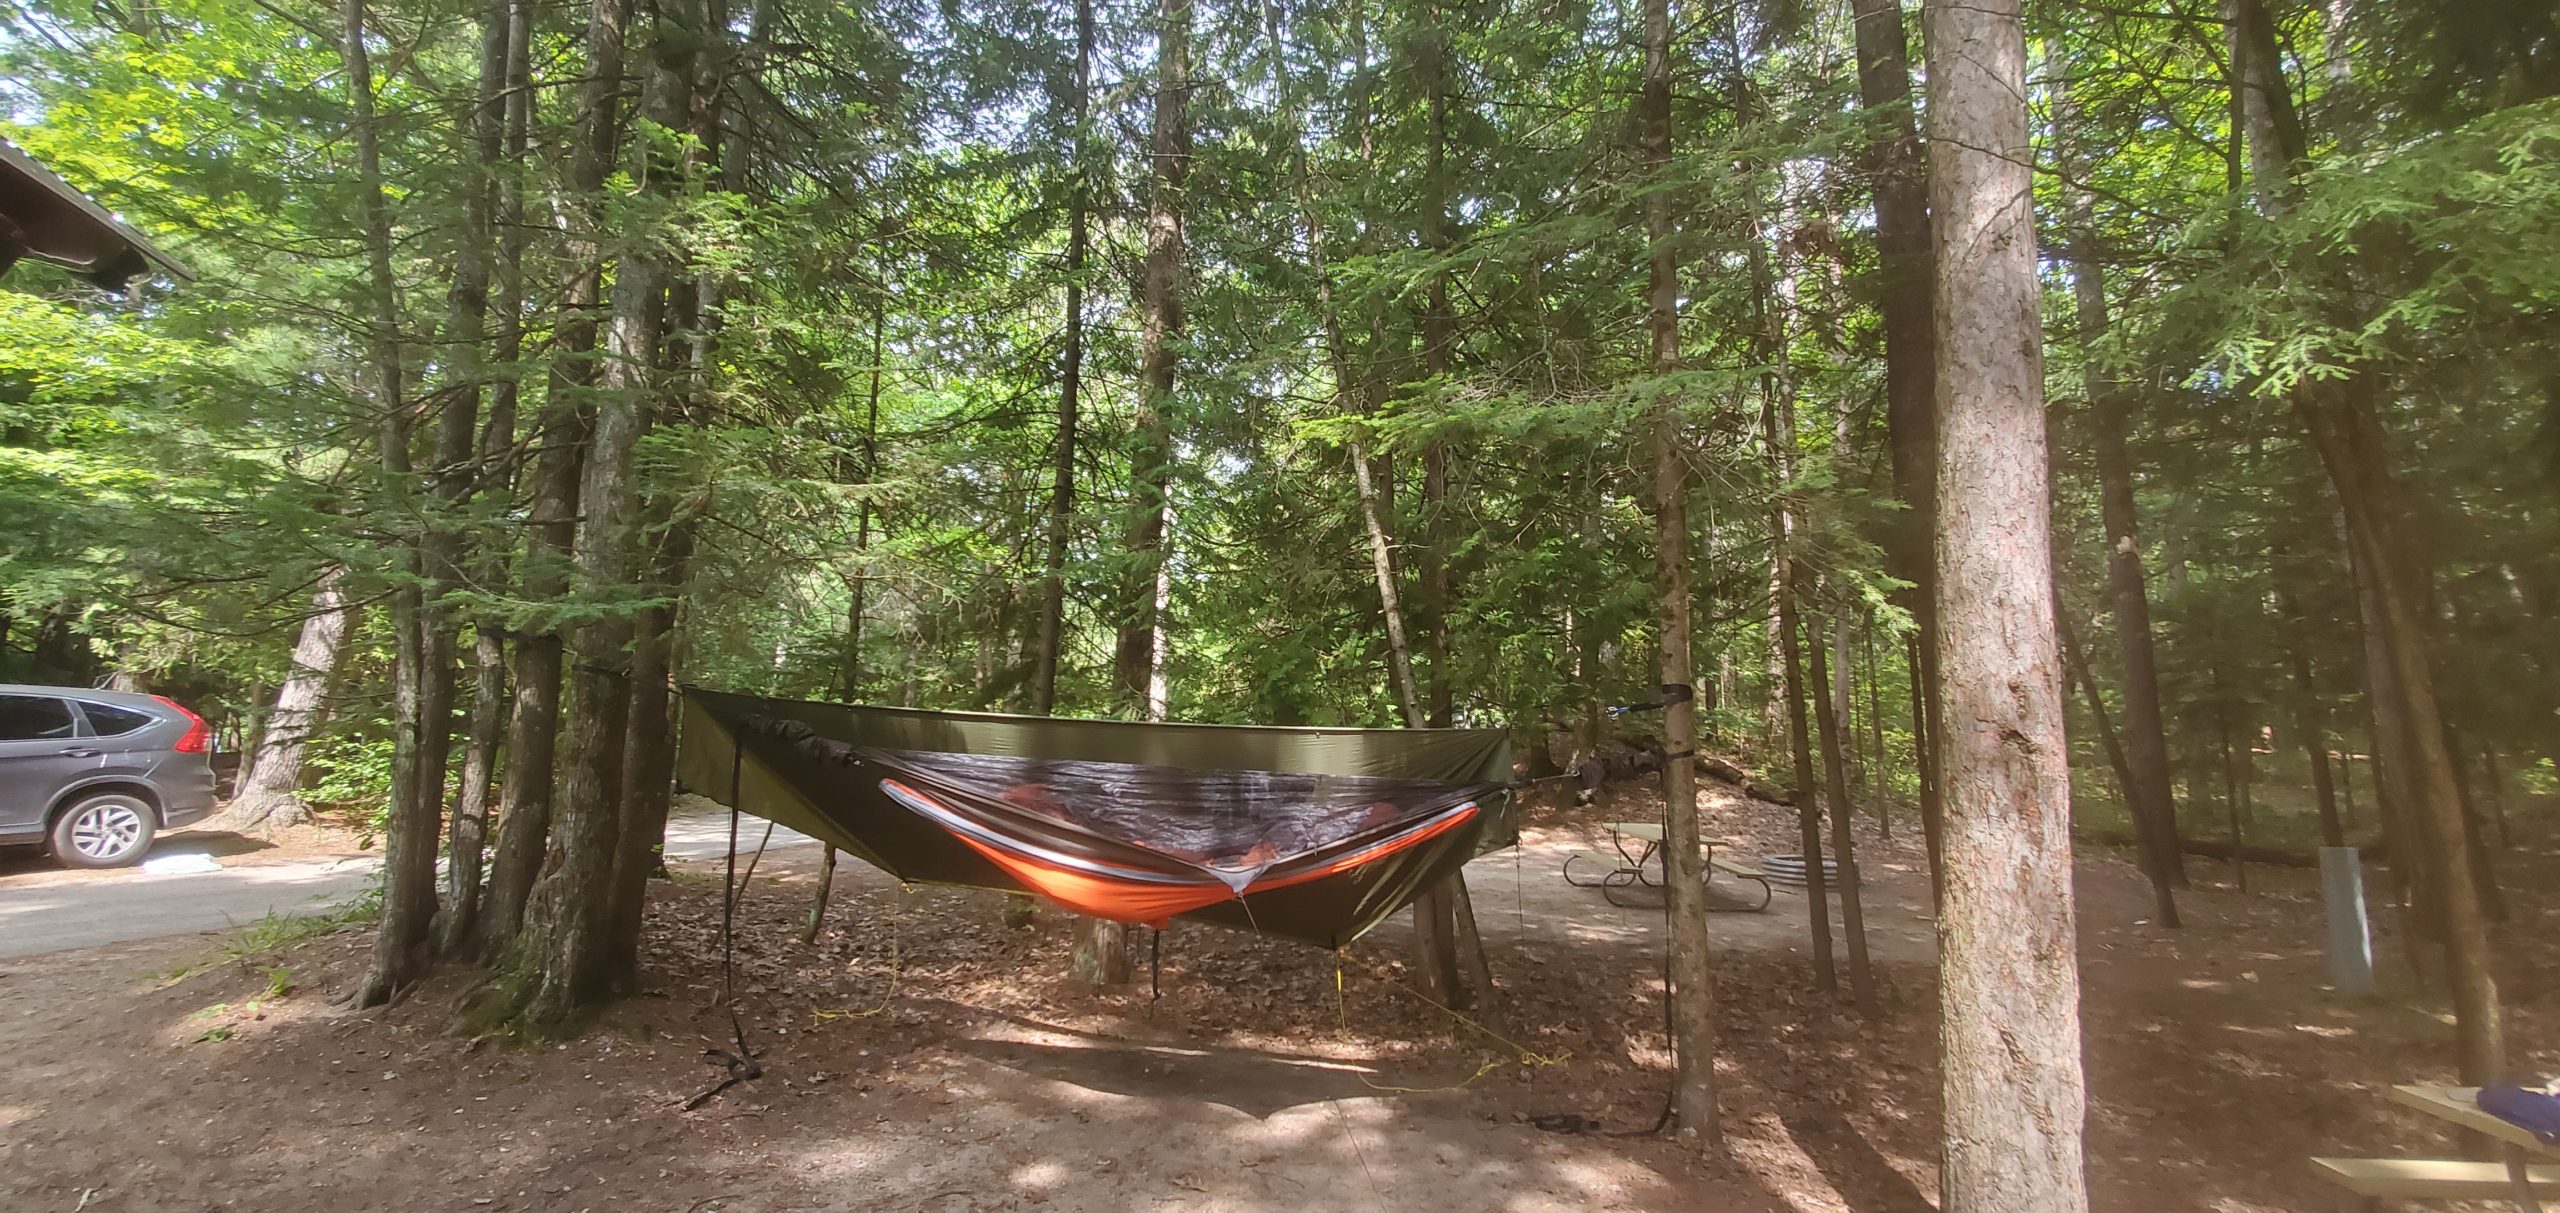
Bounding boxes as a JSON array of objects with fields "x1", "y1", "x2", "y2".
[{"x1": 1, "y1": 780, "x2": 2551, "y2": 1213}]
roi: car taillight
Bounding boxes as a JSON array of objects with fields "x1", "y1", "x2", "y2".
[{"x1": 153, "y1": 695, "x2": 212, "y2": 754}]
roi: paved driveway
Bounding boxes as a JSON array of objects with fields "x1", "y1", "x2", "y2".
[{"x1": 0, "y1": 807, "x2": 824, "y2": 960}]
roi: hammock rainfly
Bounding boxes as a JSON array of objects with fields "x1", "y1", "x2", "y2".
[{"x1": 675, "y1": 687, "x2": 1514, "y2": 947}]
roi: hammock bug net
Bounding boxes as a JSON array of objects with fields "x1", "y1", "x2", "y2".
[{"x1": 675, "y1": 687, "x2": 1514, "y2": 947}]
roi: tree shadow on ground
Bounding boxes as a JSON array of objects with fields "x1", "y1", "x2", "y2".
[{"x1": 1779, "y1": 1106, "x2": 1935, "y2": 1213}]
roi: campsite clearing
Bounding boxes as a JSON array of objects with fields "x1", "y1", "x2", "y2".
[{"x1": 2, "y1": 784, "x2": 2548, "y2": 1212}]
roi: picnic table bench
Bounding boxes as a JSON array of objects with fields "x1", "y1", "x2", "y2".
[
  {"x1": 1561, "y1": 822, "x2": 1771, "y2": 911},
  {"x1": 2310, "y1": 1083, "x2": 2556, "y2": 1211}
]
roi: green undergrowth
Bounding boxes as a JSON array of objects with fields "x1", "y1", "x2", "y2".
[{"x1": 160, "y1": 887, "x2": 382, "y2": 986}]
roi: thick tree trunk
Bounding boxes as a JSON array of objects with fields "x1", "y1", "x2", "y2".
[
  {"x1": 1111, "y1": 0, "x2": 1187, "y2": 719},
  {"x1": 1639, "y1": 0, "x2": 1718, "y2": 1143},
  {"x1": 211, "y1": 569, "x2": 352, "y2": 833},
  {"x1": 1922, "y1": 1, "x2": 2091, "y2": 1207},
  {"x1": 1086, "y1": 0, "x2": 1190, "y2": 986},
  {"x1": 483, "y1": 0, "x2": 602, "y2": 964},
  {"x1": 1807, "y1": 602, "x2": 1878, "y2": 1017},
  {"x1": 504, "y1": 0, "x2": 658, "y2": 1032},
  {"x1": 1849, "y1": 0, "x2": 1944, "y2": 902}
]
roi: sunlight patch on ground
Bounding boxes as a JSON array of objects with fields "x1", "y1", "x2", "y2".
[{"x1": 1727, "y1": 1117, "x2": 1846, "y2": 1213}]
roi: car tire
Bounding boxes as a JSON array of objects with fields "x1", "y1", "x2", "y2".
[{"x1": 50, "y1": 792, "x2": 158, "y2": 869}]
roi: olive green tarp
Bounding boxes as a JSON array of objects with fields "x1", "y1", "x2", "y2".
[{"x1": 675, "y1": 686, "x2": 1515, "y2": 947}]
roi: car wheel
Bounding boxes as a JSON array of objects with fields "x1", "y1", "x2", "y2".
[{"x1": 51, "y1": 793, "x2": 157, "y2": 869}]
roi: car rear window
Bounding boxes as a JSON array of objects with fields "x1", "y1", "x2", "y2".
[
  {"x1": 79, "y1": 701, "x2": 155, "y2": 736},
  {"x1": 0, "y1": 695, "x2": 77, "y2": 741}
]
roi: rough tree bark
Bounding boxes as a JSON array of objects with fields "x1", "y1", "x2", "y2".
[
  {"x1": 482, "y1": 0, "x2": 603, "y2": 962},
  {"x1": 346, "y1": 0, "x2": 442, "y2": 1010},
  {"x1": 209, "y1": 569, "x2": 352, "y2": 834},
  {"x1": 1639, "y1": 0, "x2": 1718, "y2": 1144},
  {"x1": 498, "y1": 0, "x2": 657, "y2": 1032},
  {"x1": 1922, "y1": 0, "x2": 2091, "y2": 1206},
  {"x1": 1084, "y1": 0, "x2": 1191, "y2": 987}
]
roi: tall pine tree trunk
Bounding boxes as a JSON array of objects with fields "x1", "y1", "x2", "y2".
[
  {"x1": 346, "y1": 0, "x2": 441, "y2": 1010},
  {"x1": 2057, "y1": 63, "x2": 2184, "y2": 922},
  {"x1": 1756, "y1": 219, "x2": 1834, "y2": 992},
  {"x1": 2229, "y1": 0, "x2": 2504, "y2": 1082},
  {"x1": 1923, "y1": 0, "x2": 2090, "y2": 1205},
  {"x1": 1807, "y1": 600, "x2": 1878, "y2": 1016},
  {"x1": 1848, "y1": 0, "x2": 1944, "y2": 900},
  {"x1": 483, "y1": 0, "x2": 603, "y2": 962},
  {"x1": 1639, "y1": 0, "x2": 1718, "y2": 1144},
  {"x1": 433, "y1": 0, "x2": 518, "y2": 960},
  {"x1": 1031, "y1": 0, "x2": 1094, "y2": 718},
  {"x1": 502, "y1": 0, "x2": 655, "y2": 1032},
  {"x1": 1084, "y1": 0, "x2": 1191, "y2": 987}
]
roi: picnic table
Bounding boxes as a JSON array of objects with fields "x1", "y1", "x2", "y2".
[
  {"x1": 1560, "y1": 821, "x2": 1771, "y2": 911},
  {"x1": 2311, "y1": 1083, "x2": 2557, "y2": 1210}
]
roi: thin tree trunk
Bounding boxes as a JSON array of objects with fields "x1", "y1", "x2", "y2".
[
  {"x1": 1639, "y1": 0, "x2": 1717, "y2": 1143},
  {"x1": 346, "y1": 0, "x2": 440, "y2": 1010},
  {"x1": 2058, "y1": 610, "x2": 2146, "y2": 869},
  {"x1": 843, "y1": 288, "x2": 885, "y2": 701},
  {"x1": 432, "y1": 0, "x2": 517, "y2": 961},
  {"x1": 2480, "y1": 750, "x2": 2508, "y2": 846},
  {"x1": 1353, "y1": 445, "x2": 1426, "y2": 721},
  {"x1": 2283, "y1": 605, "x2": 2346, "y2": 847},
  {"x1": 1922, "y1": 0, "x2": 2091, "y2": 1205},
  {"x1": 1807, "y1": 601, "x2": 1878, "y2": 1017},
  {"x1": 2057, "y1": 63, "x2": 2187, "y2": 902},
  {"x1": 2230, "y1": 0, "x2": 2504, "y2": 1081},
  {"x1": 2216, "y1": 681, "x2": 2249, "y2": 894},
  {"x1": 211, "y1": 569, "x2": 352, "y2": 833},
  {"x1": 1758, "y1": 234, "x2": 1834, "y2": 994},
  {"x1": 1030, "y1": 0, "x2": 1094, "y2": 718},
  {"x1": 1864, "y1": 620, "x2": 1890, "y2": 839}
]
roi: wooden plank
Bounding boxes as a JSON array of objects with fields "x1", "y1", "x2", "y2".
[
  {"x1": 1709, "y1": 857, "x2": 1764, "y2": 878},
  {"x1": 2391, "y1": 1084, "x2": 2560, "y2": 1158},
  {"x1": 2310, "y1": 1156, "x2": 2560, "y2": 1200},
  {"x1": 1607, "y1": 822, "x2": 1664, "y2": 843}
]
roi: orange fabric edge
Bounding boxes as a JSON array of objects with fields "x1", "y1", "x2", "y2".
[{"x1": 943, "y1": 802, "x2": 1480, "y2": 927}]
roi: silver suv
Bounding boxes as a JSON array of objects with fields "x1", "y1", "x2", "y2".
[{"x1": 0, "y1": 685, "x2": 218, "y2": 868}]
